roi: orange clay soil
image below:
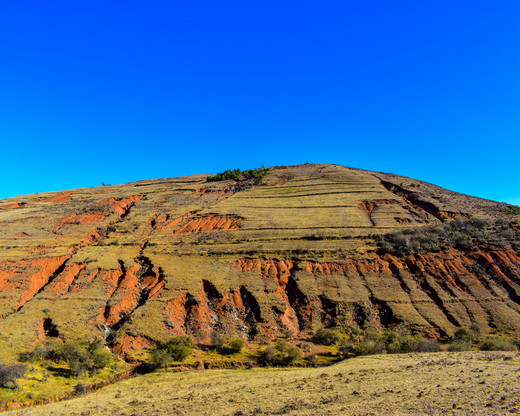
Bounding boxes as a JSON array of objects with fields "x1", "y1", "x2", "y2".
[{"x1": 174, "y1": 214, "x2": 242, "y2": 234}]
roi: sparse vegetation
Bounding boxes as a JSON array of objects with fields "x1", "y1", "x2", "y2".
[
  {"x1": 339, "y1": 330, "x2": 440, "y2": 358},
  {"x1": 376, "y1": 218, "x2": 520, "y2": 256},
  {"x1": 502, "y1": 205, "x2": 520, "y2": 215},
  {"x1": 447, "y1": 327, "x2": 519, "y2": 352}
]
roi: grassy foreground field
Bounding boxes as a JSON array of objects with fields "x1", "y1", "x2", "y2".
[{"x1": 4, "y1": 351, "x2": 520, "y2": 416}]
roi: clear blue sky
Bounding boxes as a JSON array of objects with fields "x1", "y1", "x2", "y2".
[{"x1": 1, "y1": 1, "x2": 518, "y2": 204}]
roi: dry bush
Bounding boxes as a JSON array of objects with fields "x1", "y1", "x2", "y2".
[{"x1": 0, "y1": 363, "x2": 26, "y2": 388}]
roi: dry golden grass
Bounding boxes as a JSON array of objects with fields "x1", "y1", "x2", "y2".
[{"x1": 5, "y1": 351, "x2": 520, "y2": 415}]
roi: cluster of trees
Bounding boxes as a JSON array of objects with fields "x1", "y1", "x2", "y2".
[
  {"x1": 24, "y1": 339, "x2": 112, "y2": 377},
  {"x1": 148, "y1": 335, "x2": 305, "y2": 369},
  {"x1": 206, "y1": 168, "x2": 269, "y2": 184},
  {"x1": 206, "y1": 169, "x2": 242, "y2": 182},
  {"x1": 242, "y1": 168, "x2": 270, "y2": 183},
  {"x1": 376, "y1": 218, "x2": 519, "y2": 256},
  {"x1": 312, "y1": 325, "x2": 520, "y2": 357},
  {"x1": 149, "y1": 335, "x2": 247, "y2": 369},
  {"x1": 0, "y1": 338, "x2": 113, "y2": 390},
  {"x1": 340, "y1": 331, "x2": 440, "y2": 356},
  {"x1": 312, "y1": 327, "x2": 440, "y2": 357}
]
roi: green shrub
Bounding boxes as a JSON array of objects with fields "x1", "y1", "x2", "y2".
[
  {"x1": 150, "y1": 348, "x2": 172, "y2": 369},
  {"x1": 74, "y1": 382, "x2": 88, "y2": 396},
  {"x1": 398, "y1": 334, "x2": 424, "y2": 353},
  {"x1": 312, "y1": 328, "x2": 341, "y2": 346},
  {"x1": 338, "y1": 340, "x2": 355, "y2": 358},
  {"x1": 162, "y1": 335, "x2": 195, "y2": 361},
  {"x1": 339, "y1": 334, "x2": 385, "y2": 358},
  {"x1": 480, "y1": 337, "x2": 518, "y2": 351},
  {"x1": 514, "y1": 338, "x2": 520, "y2": 349},
  {"x1": 340, "y1": 330, "x2": 441, "y2": 357},
  {"x1": 257, "y1": 341, "x2": 302, "y2": 366},
  {"x1": 243, "y1": 168, "x2": 270, "y2": 183},
  {"x1": 385, "y1": 341, "x2": 401, "y2": 354},
  {"x1": 23, "y1": 340, "x2": 54, "y2": 364},
  {"x1": 258, "y1": 346, "x2": 277, "y2": 366},
  {"x1": 150, "y1": 335, "x2": 195, "y2": 368},
  {"x1": 227, "y1": 338, "x2": 245, "y2": 354},
  {"x1": 279, "y1": 343, "x2": 302, "y2": 365},
  {"x1": 452, "y1": 327, "x2": 477, "y2": 344},
  {"x1": 216, "y1": 337, "x2": 245, "y2": 355},
  {"x1": 91, "y1": 348, "x2": 112, "y2": 369},
  {"x1": 355, "y1": 339, "x2": 385, "y2": 356},
  {"x1": 25, "y1": 339, "x2": 112, "y2": 377},
  {"x1": 383, "y1": 329, "x2": 399, "y2": 344},
  {"x1": 305, "y1": 354, "x2": 319, "y2": 367}
]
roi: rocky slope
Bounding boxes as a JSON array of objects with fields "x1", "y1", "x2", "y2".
[{"x1": 0, "y1": 164, "x2": 519, "y2": 358}]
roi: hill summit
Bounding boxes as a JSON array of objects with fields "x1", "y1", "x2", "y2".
[{"x1": 1, "y1": 163, "x2": 519, "y2": 359}]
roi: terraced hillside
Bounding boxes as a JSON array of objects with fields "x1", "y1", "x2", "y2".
[{"x1": 1, "y1": 163, "x2": 519, "y2": 359}]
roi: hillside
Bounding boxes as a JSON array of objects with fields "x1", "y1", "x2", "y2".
[{"x1": 1, "y1": 163, "x2": 519, "y2": 360}]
